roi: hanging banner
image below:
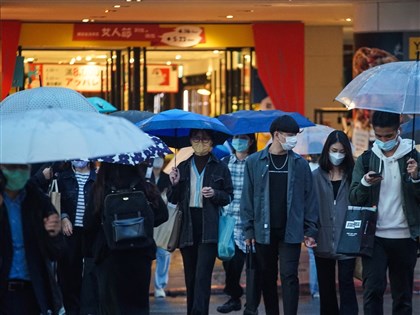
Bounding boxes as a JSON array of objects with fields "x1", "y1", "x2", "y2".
[
  {"x1": 147, "y1": 65, "x2": 178, "y2": 93},
  {"x1": 1, "y1": 20, "x2": 22, "y2": 100},
  {"x1": 252, "y1": 23, "x2": 304, "y2": 113},
  {"x1": 73, "y1": 24, "x2": 205, "y2": 47}
]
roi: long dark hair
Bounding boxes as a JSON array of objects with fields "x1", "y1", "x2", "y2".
[
  {"x1": 318, "y1": 130, "x2": 354, "y2": 183},
  {"x1": 93, "y1": 163, "x2": 161, "y2": 215}
]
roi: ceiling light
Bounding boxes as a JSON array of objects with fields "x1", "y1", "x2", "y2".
[
  {"x1": 126, "y1": 0, "x2": 132, "y2": 2},
  {"x1": 82, "y1": 18, "x2": 89, "y2": 23},
  {"x1": 213, "y1": 50, "x2": 220, "y2": 54},
  {"x1": 129, "y1": 58, "x2": 135, "y2": 63},
  {"x1": 105, "y1": 9, "x2": 109, "y2": 13},
  {"x1": 69, "y1": 58, "x2": 76, "y2": 65},
  {"x1": 76, "y1": 56, "x2": 82, "y2": 61},
  {"x1": 96, "y1": 55, "x2": 108, "y2": 59},
  {"x1": 197, "y1": 89, "x2": 211, "y2": 96},
  {"x1": 346, "y1": 18, "x2": 352, "y2": 22},
  {"x1": 166, "y1": 61, "x2": 172, "y2": 65},
  {"x1": 136, "y1": 0, "x2": 142, "y2": 2},
  {"x1": 226, "y1": 15, "x2": 234, "y2": 19},
  {"x1": 26, "y1": 57, "x2": 35, "y2": 62},
  {"x1": 114, "y1": 5, "x2": 121, "y2": 8},
  {"x1": 175, "y1": 54, "x2": 182, "y2": 60},
  {"x1": 85, "y1": 56, "x2": 92, "y2": 61}
]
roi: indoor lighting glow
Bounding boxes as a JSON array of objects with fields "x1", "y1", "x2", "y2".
[
  {"x1": 226, "y1": 15, "x2": 234, "y2": 19},
  {"x1": 114, "y1": 5, "x2": 121, "y2": 8},
  {"x1": 26, "y1": 57, "x2": 35, "y2": 62},
  {"x1": 166, "y1": 61, "x2": 172, "y2": 65},
  {"x1": 82, "y1": 18, "x2": 89, "y2": 23},
  {"x1": 175, "y1": 54, "x2": 182, "y2": 60},
  {"x1": 85, "y1": 56, "x2": 92, "y2": 61},
  {"x1": 346, "y1": 18, "x2": 352, "y2": 22},
  {"x1": 76, "y1": 56, "x2": 82, "y2": 61},
  {"x1": 183, "y1": 90, "x2": 189, "y2": 111},
  {"x1": 197, "y1": 89, "x2": 211, "y2": 96},
  {"x1": 213, "y1": 50, "x2": 220, "y2": 54}
]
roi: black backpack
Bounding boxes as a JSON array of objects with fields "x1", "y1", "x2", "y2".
[{"x1": 102, "y1": 183, "x2": 155, "y2": 250}]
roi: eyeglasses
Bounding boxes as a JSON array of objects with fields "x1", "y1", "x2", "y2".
[{"x1": 191, "y1": 137, "x2": 211, "y2": 144}]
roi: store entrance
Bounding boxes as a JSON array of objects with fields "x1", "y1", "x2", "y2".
[{"x1": 18, "y1": 47, "x2": 256, "y2": 116}]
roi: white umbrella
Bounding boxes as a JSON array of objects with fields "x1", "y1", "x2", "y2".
[
  {"x1": 0, "y1": 87, "x2": 98, "y2": 113},
  {"x1": 0, "y1": 109, "x2": 153, "y2": 164},
  {"x1": 293, "y1": 124, "x2": 335, "y2": 155}
]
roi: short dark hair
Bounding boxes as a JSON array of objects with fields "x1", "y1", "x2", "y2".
[
  {"x1": 189, "y1": 129, "x2": 214, "y2": 141},
  {"x1": 371, "y1": 111, "x2": 400, "y2": 130},
  {"x1": 231, "y1": 133, "x2": 258, "y2": 155},
  {"x1": 269, "y1": 115, "x2": 300, "y2": 136},
  {"x1": 318, "y1": 130, "x2": 354, "y2": 183}
]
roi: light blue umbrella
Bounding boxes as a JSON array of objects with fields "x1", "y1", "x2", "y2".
[{"x1": 87, "y1": 97, "x2": 118, "y2": 113}]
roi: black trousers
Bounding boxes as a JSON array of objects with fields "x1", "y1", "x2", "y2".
[
  {"x1": 0, "y1": 281, "x2": 40, "y2": 315},
  {"x1": 57, "y1": 227, "x2": 84, "y2": 315},
  {"x1": 180, "y1": 208, "x2": 218, "y2": 315},
  {"x1": 362, "y1": 237, "x2": 418, "y2": 315},
  {"x1": 255, "y1": 230, "x2": 301, "y2": 315},
  {"x1": 315, "y1": 256, "x2": 358, "y2": 315},
  {"x1": 222, "y1": 243, "x2": 246, "y2": 300}
]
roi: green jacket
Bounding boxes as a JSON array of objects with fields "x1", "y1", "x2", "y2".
[{"x1": 349, "y1": 139, "x2": 420, "y2": 239}]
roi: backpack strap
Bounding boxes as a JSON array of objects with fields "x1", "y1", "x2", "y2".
[{"x1": 361, "y1": 150, "x2": 372, "y2": 174}]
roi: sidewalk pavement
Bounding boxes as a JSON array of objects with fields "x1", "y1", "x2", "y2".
[{"x1": 150, "y1": 249, "x2": 420, "y2": 314}]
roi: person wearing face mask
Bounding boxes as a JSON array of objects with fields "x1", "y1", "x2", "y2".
[
  {"x1": 312, "y1": 130, "x2": 358, "y2": 315},
  {"x1": 168, "y1": 129, "x2": 234, "y2": 315},
  {"x1": 56, "y1": 160, "x2": 96, "y2": 315},
  {"x1": 0, "y1": 164, "x2": 63, "y2": 315},
  {"x1": 350, "y1": 111, "x2": 420, "y2": 315},
  {"x1": 216, "y1": 133, "x2": 257, "y2": 314},
  {"x1": 240, "y1": 115, "x2": 318, "y2": 315}
]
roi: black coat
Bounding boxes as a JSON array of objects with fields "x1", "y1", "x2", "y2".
[
  {"x1": 167, "y1": 153, "x2": 234, "y2": 248},
  {"x1": 57, "y1": 168, "x2": 96, "y2": 224},
  {"x1": 0, "y1": 182, "x2": 64, "y2": 315}
]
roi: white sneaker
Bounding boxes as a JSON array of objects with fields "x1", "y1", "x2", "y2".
[{"x1": 155, "y1": 288, "x2": 166, "y2": 298}]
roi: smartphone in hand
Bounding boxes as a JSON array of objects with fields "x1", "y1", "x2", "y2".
[{"x1": 370, "y1": 172, "x2": 383, "y2": 178}]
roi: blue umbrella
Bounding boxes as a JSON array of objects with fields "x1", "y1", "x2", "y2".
[
  {"x1": 87, "y1": 97, "x2": 118, "y2": 113},
  {"x1": 110, "y1": 110, "x2": 154, "y2": 124},
  {"x1": 217, "y1": 110, "x2": 315, "y2": 135},
  {"x1": 137, "y1": 109, "x2": 233, "y2": 148}
]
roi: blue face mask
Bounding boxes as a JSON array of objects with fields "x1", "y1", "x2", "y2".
[
  {"x1": 375, "y1": 135, "x2": 399, "y2": 152},
  {"x1": 232, "y1": 138, "x2": 250, "y2": 152}
]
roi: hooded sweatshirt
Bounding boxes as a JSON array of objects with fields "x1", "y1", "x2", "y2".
[{"x1": 368, "y1": 137, "x2": 413, "y2": 238}]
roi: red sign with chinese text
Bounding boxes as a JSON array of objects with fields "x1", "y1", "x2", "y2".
[{"x1": 73, "y1": 24, "x2": 205, "y2": 47}]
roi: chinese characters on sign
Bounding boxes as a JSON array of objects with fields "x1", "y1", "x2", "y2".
[
  {"x1": 36, "y1": 64, "x2": 105, "y2": 92},
  {"x1": 73, "y1": 24, "x2": 206, "y2": 47}
]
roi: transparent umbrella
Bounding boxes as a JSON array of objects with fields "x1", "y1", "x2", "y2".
[
  {"x1": 293, "y1": 124, "x2": 335, "y2": 155},
  {"x1": 0, "y1": 109, "x2": 153, "y2": 164}
]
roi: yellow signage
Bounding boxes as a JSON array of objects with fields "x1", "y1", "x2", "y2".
[{"x1": 409, "y1": 37, "x2": 420, "y2": 60}]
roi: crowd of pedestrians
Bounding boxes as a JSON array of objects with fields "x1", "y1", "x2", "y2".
[{"x1": 1, "y1": 111, "x2": 419, "y2": 315}]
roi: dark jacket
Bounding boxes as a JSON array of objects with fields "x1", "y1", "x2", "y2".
[
  {"x1": 240, "y1": 146, "x2": 318, "y2": 244},
  {"x1": 0, "y1": 182, "x2": 64, "y2": 315},
  {"x1": 57, "y1": 168, "x2": 96, "y2": 224},
  {"x1": 84, "y1": 180, "x2": 169, "y2": 263},
  {"x1": 167, "y1": 153, "x2": 234, "y2": 248},
  {"x1": 312, "y1": 168, "x2": 353, "y2": 259}
]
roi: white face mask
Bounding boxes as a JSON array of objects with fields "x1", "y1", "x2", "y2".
[
  {"x1": 329, "y1": 152, "x2": 345, "y2": 166},
  {"x1": 280, "y1": 136, "x2": 297, "y2": 151}
]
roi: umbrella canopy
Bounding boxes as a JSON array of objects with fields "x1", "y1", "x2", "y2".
[
  {"x1": 293, "y1": 124, "x2": 335, "y2": 155},
  {"x1": 0, "y1": 109, "x2": 153, "y2": 164},
  {"x1": 93, "y1": 135, "x2": 173, "y2": 165},
  {"x1": 335, "y1": 61, "x2": 420, "y2": 114},
  {"x1": 0, "y1": 87, "x2": 98, "y2": 113},
  {"x1": 111, "y1": 110, "x2": 155, "y2": 124},
  {"x1": 137, "y1": 109, "x2": 233, "y2": 148},
  {"x1": 217, "y1": 110, "x2": 315, "y2": 135},
  {"x1": 87, "y1": 97, "x2": 118, "y2": 113},
  {"x1": 401, "y1": 116, "x2": 420, "y2": 142}
]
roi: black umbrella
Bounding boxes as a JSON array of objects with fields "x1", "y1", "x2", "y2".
[{"x1": 243, "y1": 243, "x2": 261, "y2": 315}]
